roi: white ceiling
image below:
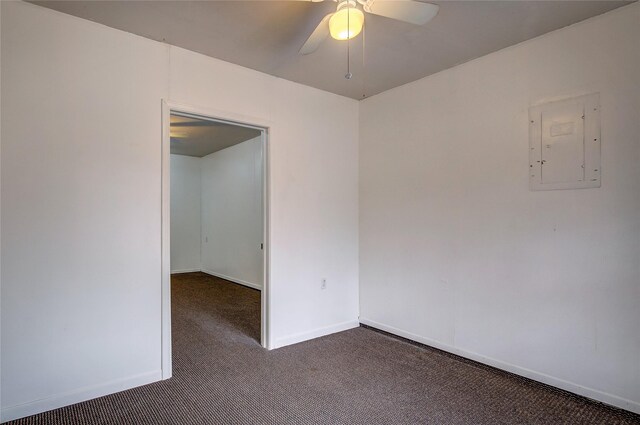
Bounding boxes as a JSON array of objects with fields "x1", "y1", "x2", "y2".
[
  {"x1": 170, "y1": 114, "x2": 261, "y2": 157},
  {"x1": 32, "y1": 0, "x2": 633, "y2": 99}
]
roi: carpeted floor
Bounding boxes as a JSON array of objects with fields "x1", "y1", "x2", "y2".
[{"x1": 8, "y1": 272, "x2": 640, "y2": 424}]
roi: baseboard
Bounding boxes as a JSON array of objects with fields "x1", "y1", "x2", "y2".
[
  {"x1": 359, "y1": 318, "x2": 640, "y2": 415},
  {"x1": 1, "y1": 370, "x2": 162, "y2": 423},
  {"x1": 171, "y1": 268, "x2": 201, "y2": 274},
  {"x1": 274, "y1": 320, "x2": 360, "y2": 349},
  {"x1": 201, "y1": 268, "x2": 262, "y2": 291}
]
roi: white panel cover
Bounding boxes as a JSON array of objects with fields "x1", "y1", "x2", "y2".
[{"x1": 529, "y1": 93, "x2": 601, "y2": 190}]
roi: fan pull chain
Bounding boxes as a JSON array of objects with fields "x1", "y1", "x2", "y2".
[{"x1": 361, "y1": 22, "x2": 366, "y2": 98}]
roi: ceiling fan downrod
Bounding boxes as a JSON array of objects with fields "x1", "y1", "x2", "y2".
[{"x1": 345, "y1": 0, "x2": 352, "y2": 79}]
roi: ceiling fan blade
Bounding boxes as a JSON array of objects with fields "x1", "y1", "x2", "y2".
[
  {"x1": 365, "y1": 1, "x2": 439, "y2": 25},
  {"x1": 299, "y1": 13, "x2": 332, "y2": 55}
]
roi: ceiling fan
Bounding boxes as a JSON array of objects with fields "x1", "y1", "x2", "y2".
[{"x1": 299, "y1": 0, "x2": 439, "y2": 55}]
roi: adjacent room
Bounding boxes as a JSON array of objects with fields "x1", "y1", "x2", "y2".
[
  {"x1": 1, "y1": 0, "x2": 639, "y2": 424},
  {"x1": 169, "y1": 112, "x2": 265, "y2": 346}
]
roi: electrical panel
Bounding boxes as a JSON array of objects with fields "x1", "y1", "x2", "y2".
[{"x1": 529, "y1": 93, "x2": 601, "y2": 191}]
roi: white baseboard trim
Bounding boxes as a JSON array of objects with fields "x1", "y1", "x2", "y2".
[
  {"x1": 359, "y1": 318, "x2": 640, "y2": 415},
  {"x1": 201, "y1": 268, "x2": 262, "y2": 291},
  {"x1": 1, "y1": 370, "x2": 162, "y2": 423},
  {"x1": 274, "y1": 320, "x2": 360, "y2": 349},
  {"x1": 171, "y1": 268, "x2": 201, "y2": 274}
]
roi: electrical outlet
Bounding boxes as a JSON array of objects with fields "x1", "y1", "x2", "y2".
[{"x1": 321, "y1": 279, "x2": 327, "y2": 290}]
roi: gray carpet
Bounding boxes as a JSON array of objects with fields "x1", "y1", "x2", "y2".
[{"x1": 8, "y1": 272, "x2": 640, "y2": 424}]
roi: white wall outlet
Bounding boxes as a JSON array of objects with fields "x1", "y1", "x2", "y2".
[{"x1": 321, "y1": 278, "x2": 327, "y2": 290}]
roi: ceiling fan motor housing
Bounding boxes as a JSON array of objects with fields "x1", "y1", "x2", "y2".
[
  {"x1": 357, "y1": 0, "x2": 377, "y2": 14},
  {"x1": 337, "y1": 0, "x2": 357, "y2": 12},
  {"x1": 335, "y1": 0, "x2": 377, "y2": 13}
]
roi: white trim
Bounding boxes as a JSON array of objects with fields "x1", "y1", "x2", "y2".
[
  {"x1": 0, "y1": 370, "x2": 162, "y2": 423},
  {"x1": 201, "y1": 268, "x2": 262, "y2": 291},
  {"x1": 359, "y1": 318, "x2": 640, "y2": 415},
  {"x1": 172, "y1": 110, "x2": 265, "y2": 132},
  {"x1": 160, "y1": 101, "x2": 172, "y2": 380},
  {"x1": 163, "y1": 101, "x2": 274, "y2": 134},
  {"x1": 170, "y1": 268, "x2": 201, "y2": 274},
  {"x1": 261, "y1": 129, "x2": 272, "y2": 349},
  {"x1": 273, "y1": 320, "x2": 360, "y2": 349},
  {"x1": 0, "y1": 1, "x2": 3, "y2": 415}
]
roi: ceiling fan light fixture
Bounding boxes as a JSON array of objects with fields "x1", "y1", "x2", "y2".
[{"x1": 329, "y1": 1, "x2": 364, "y2": 41}]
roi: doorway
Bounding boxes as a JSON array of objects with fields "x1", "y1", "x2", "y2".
[{"x1": 161, "y1": 102, "x2": 270, "y2": 379}]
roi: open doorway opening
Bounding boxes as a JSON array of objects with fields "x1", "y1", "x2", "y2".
[{"x1": 161, "y1": 106, "x2": 269, "y2": 378}]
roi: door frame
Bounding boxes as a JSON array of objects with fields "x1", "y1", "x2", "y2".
[{"x1": 161, "y1": 100, "x2": 272, "y2": 379}]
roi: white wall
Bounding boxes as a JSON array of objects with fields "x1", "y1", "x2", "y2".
[
  {"x1": 170, "y1": 154, "x2": 202, "y2": 273},
  {"x1": 1, "y1": 2, "x2": 167, "y2": 420},
  {"x1": 359, "y1": 3, "x2": 640, "y2": 414},
  {"x1": 0, "y1": 1, "x2": 359, "y2": 421},
  {"x1": 201, "y1": 136, "x2": 263, "y2": 290},
  {"x1": 168, "y1": 47, "x2": 360, "y2": 351}
]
